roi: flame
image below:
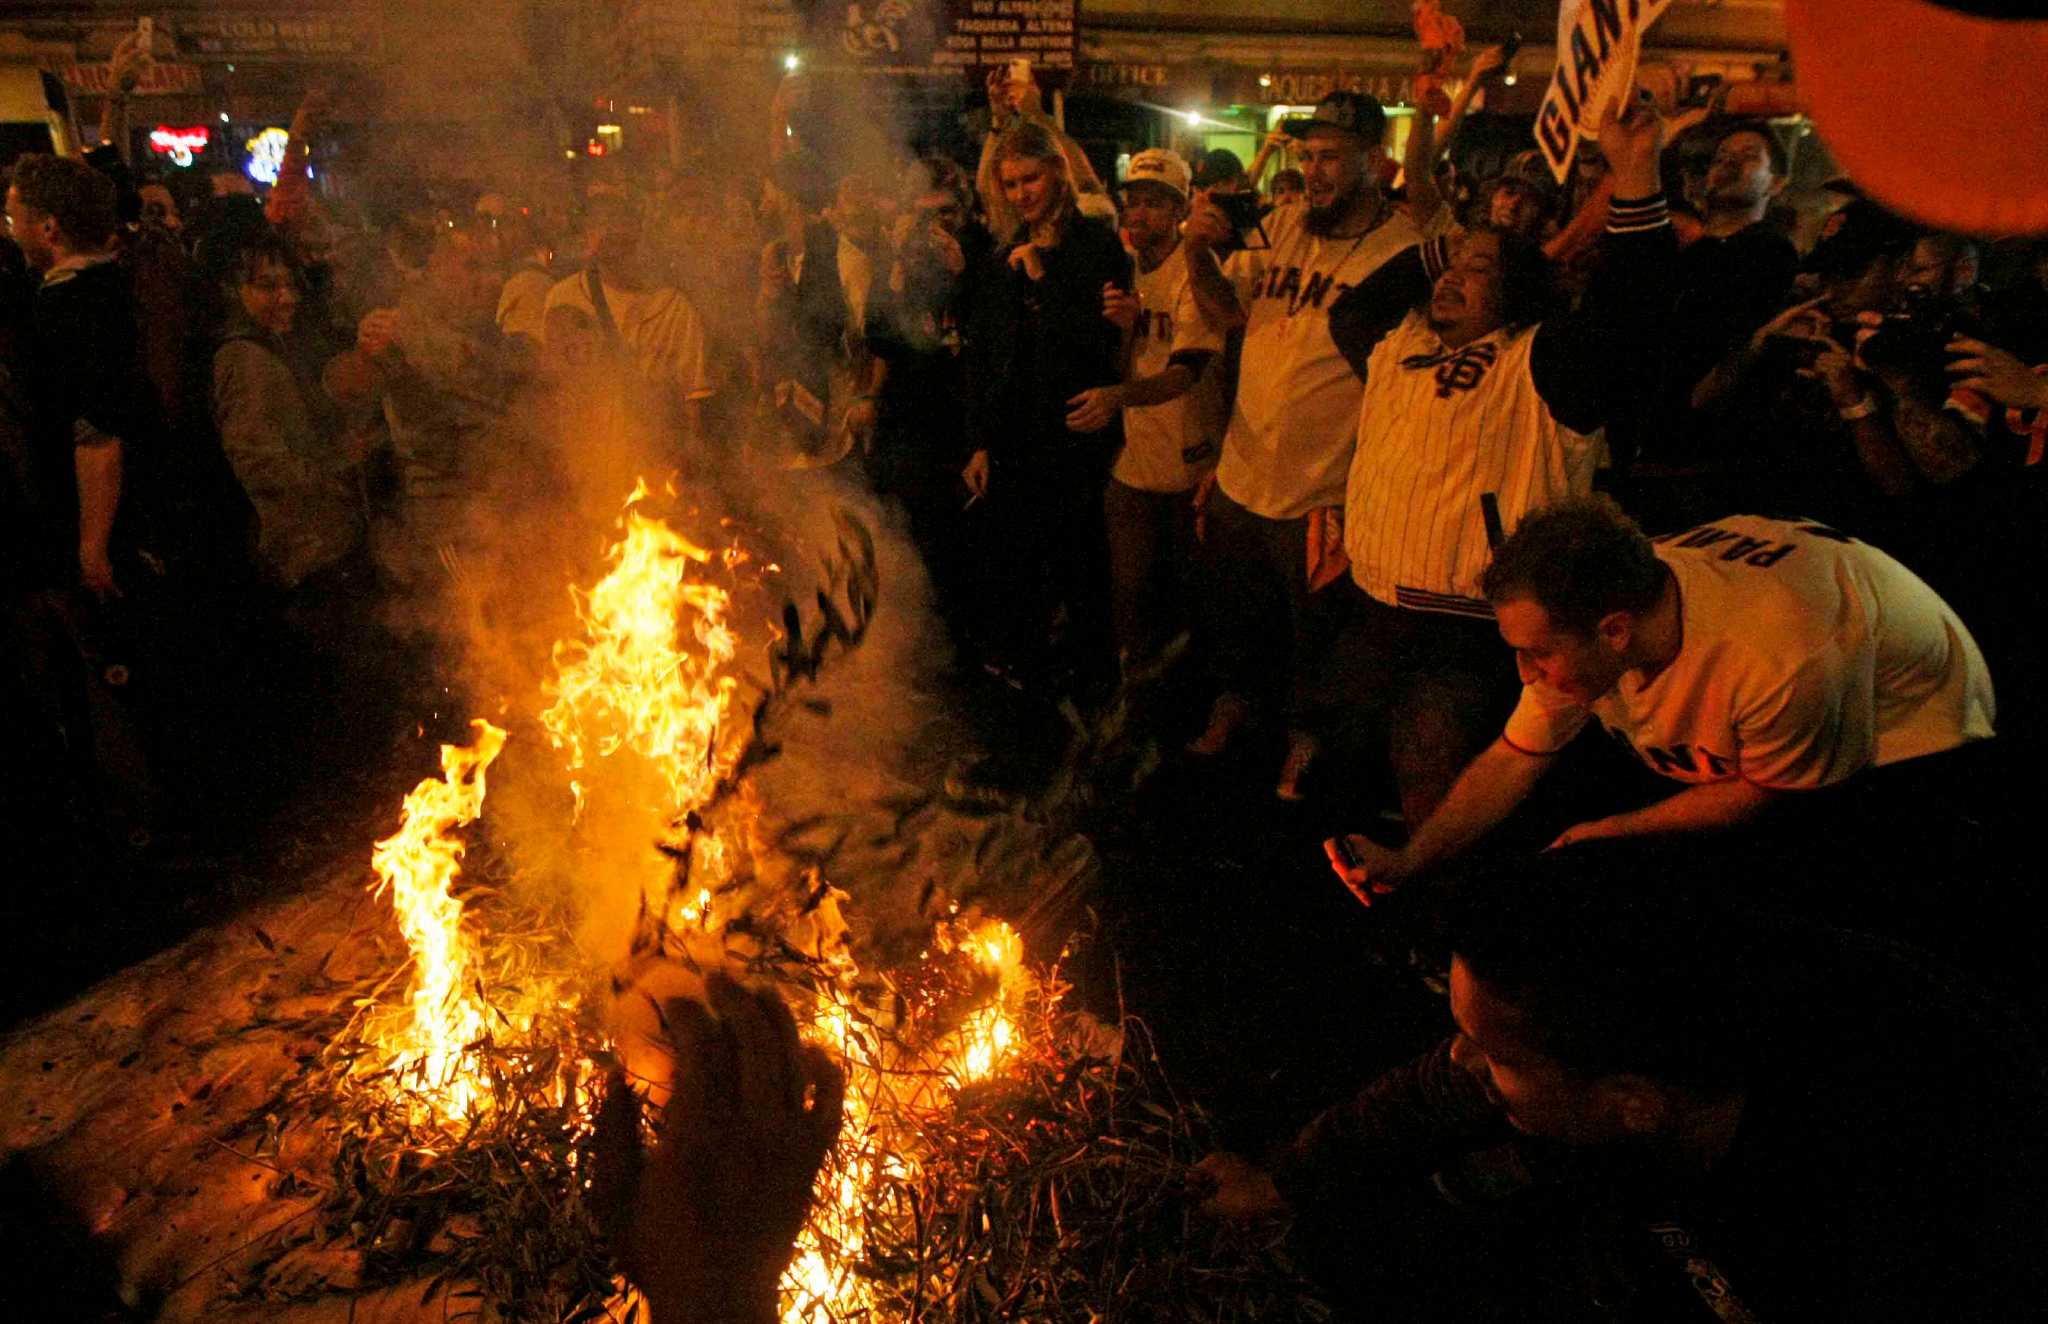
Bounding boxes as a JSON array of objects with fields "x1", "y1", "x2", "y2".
[
  {"x1": 783, "y1": 916, "x2": 1029, "y2": 1320},
  {"x1": 355, "y1": 480, "x2": 1047, "y2": 1321},
  {"x1": 368, "y1": 718, "x2": 507, "y2": 1119},
  {"x1": 540, "y1": 479, "x2": 739, "y2": 821}
]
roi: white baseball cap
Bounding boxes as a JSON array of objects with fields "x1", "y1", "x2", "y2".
[{"x1": 1123, "y1": 148, "x2": 1191, "y2": 202}]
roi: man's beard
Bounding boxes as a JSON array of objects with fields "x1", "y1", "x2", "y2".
[
  {"x1": 1304, "y1": 177, "x2": 1370, "y2": 236},
  {"x1": 1706, "y1": 179, "x2": 1762, "y2": 214}
]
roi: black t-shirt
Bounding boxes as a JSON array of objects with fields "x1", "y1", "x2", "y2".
[
  {"x1": 867, "y1": 221, "x2": 995, "y2": 466},
  {"x1": 1613, "y1": 221, "x2": 1799, "y2": 471},
  {"x1": 22, "y1": 258, "x2": 161, "y2": 583}
]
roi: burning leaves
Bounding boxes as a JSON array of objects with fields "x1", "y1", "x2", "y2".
[{"x1": 282, "y1": 481, "x2": 1324, "y2": 1322}]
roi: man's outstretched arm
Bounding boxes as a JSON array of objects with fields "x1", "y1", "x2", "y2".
[{"x1": 1326, "y1": 737, "x2": 1555, "y2": 902}]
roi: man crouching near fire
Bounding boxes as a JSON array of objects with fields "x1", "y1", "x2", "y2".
[
  {"x1": 1324, "y1": 495, "x2": 1997, "y2": 943},
  {"x1": 1195, "y1": 852, "x2": 2048, "y2": 1321}
]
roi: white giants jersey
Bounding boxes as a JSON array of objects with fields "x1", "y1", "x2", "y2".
[
  {"x1": 1214, "y1": 203, "x2": 1429, "y2": 520},
  {"x1": 1504, "y1": 516, "x2": 1996, "y2": 788},
  {"x1": 1113, "y1": 244, "x2": 1225, "y2": 493},
  {"x1": 1345, "y1": 313, "x2": 1598, "y2": 617}
]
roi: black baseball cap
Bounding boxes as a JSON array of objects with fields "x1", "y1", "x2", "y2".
[{"x1": 1283, "y1": 91, "x2": 1387, "y2": 145}]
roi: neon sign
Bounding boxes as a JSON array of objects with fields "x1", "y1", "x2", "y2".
[
  {"x1": 244, "y1": 127, "x2": 290, "y2": 185},
  {"x1": 148, "y1": 125, "x2": 211, "y2": 168}
]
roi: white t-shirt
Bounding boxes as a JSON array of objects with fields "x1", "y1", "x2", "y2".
[
  {"x1": 1503, "y1": 516, "x2": 1996, "y2": 789},
  {"x1": 496, "y1": 265, "x2": 554, "y2": 345},
  {"x1": 1214, "y1": 203, "x2": 1429, "y2": 520},
  {"x1": 1346, "y1": 315, "x2": 1598, "y2": 617},
  {"x1": 544, "y1": 271, "x2": 713, "y2": 402},
  {"x1": 1112, "y1": 243, "x2": 1225, "y2": 493}
]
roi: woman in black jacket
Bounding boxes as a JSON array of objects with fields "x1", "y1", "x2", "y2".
[{"x1": 961, "y1": 121, "x2": 1133, "y2": 694}]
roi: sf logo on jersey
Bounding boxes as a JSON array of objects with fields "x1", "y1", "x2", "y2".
[{"x1": 1399, "y1": 341, "x2": 1500, "y2": 398}]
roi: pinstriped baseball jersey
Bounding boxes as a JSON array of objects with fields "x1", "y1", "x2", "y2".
[{"x1": 1344, "y1": 314, "x2": 1599, "y2": 616}]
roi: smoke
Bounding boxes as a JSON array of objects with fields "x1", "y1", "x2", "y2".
[{"x1": 304, "y1": 2, "x2": 1045, "y2": 994}]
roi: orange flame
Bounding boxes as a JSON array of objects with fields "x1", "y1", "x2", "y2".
[
  {"x1": 368, "y1": 718, "x2": 507, "y2": 1119},
  {"x1": 358, "y1": 481, "x2": 1045, "y2": 1321},
  {"x1": 540, "y1": 479, "x2": 739, "y2": 823}
]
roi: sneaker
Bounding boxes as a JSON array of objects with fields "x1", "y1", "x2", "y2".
[
  {"x1": 1186, "y1": 691, "x2": 1250, "y2": 755},
  {"x1": 1275, "y1": 730, "x2": 1319, "y2": 801}
]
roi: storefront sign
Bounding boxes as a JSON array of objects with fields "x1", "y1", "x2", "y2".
[
  {"x1": 813, "y1": 0, "x2": 1078, "y2": 78},
  {"x1": 148, "y1": 125, "x2": 210, "y2": 167},
  {"x1": 1081, "y1": 62, "x2": 1168, "y2": 89},
  {"x1": 62, "y1": 62, "x2": 205, "y2": 96},
  {"x1": 930, "y1": 0, "x2": 1078, "y2": 75},
  {"x1": 633, "y1": 0, "x2": 800, "y2": 67},
  {"x1": 1253, "y1": 69, "x2": 1419, "y2": 107},
  {"x1": 1535, "y1": 0, "x2": 1672, "y2": 183},
  {"x1": 184, "y1": 16, "x2": 378, "y2": 62}
]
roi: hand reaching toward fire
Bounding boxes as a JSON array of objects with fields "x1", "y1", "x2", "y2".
[
  {"x1": 1191, "y1": 1151, "x2": 1287, "y2": 1220},
  {"x1": 1324, "y1": 833, "x2": 1405, "y2": 908},
  {"x1": 594, "y1": 972, "x2": 845, "y2": 1324}
]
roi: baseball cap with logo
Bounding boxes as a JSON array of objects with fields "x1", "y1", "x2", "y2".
[
  {"x1": 1283, "y1": 90, "x2": 1388, "y2": 145},
  {"x1": 1786, "y1": 0, "x2": 2048, "y2": 236},
  {"x1": 1123, "y1": 148, "x2": 1192, "y2": 202}
]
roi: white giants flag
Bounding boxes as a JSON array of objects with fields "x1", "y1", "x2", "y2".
[{"x1": 1535, "y1": 0, "x2": 1675, "y2": 183}]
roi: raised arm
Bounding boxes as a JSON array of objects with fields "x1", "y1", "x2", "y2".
[
  {"x1": 1435, "y1": 44, "x2": 1507, "y2": 165},
  {"x1": 1408, "y1": 43, "x2": 1509, "y2": 225},
  {"x1": 97, "y1": 31, "x2": 149, "y2": 160},
  {"x1": 1402, "y1": 97, "x2": 1444, "y2": 229},
  {"x1": 1245, "y1": 128, "x2": 1291, "y2": 189},
  {"x1": 1527, "y1": 98, "x2": 1678, "y2": 432},
  {"x1": 265, "y1": 87, "x2": 328, "y2": 229},
  {"x1": 1178, "y1": 193, "x2": 1247, "y2": 332}
]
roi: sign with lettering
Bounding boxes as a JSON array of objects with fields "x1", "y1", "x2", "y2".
[
  {"x1": 148, "y1": 125, "x2": 211, "y2": 167},
  {"x1": 182, "y1": 16, "x2": 379, "y2": 62},
  {"x1": 63, "y1": 62, "x2": 205, "y2": 96},
  {"x1": 932, "y1": 0, "x2": 1077, "y2": 75},
  {"x1": 818, "y1": 0, "x2": 1077, "y2": 78},
  {"x1": 1533, "y1": 0, "x2": 1672, "y2": 183},
  {"x1": 633, "y1": 0, "x2": 799, "y2": 66},
  {"x1": 1081, "y1": 62, "x2": 1168, "y2": 90},
  {"x1": 1250, "y1": 69, "x2": 1419, "y2": 107}
]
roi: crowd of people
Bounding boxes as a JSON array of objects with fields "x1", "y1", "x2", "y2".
[{"x1": 4, "y1": 33, "x2": 2047, "y2": 1323}]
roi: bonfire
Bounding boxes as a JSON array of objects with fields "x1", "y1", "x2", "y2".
[
  {"x1": 321, "y1": 478, "x2": 1066, "y2": 1317},
  {"x1": 0, "y1": 479, "x2": 1326, "y2": 1324}
]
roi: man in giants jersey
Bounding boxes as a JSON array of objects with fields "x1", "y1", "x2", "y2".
[
  {"x1": 1313, "y1": 99, "x2": 1676, "y2": 818},
  {"x1": 1179, "y1": 90, "x2": 1449, "y2": 777},
  {"x1": 1327, "y1": 498, "x2": 1994, "y2": 912},
  {"x1": 1064, "y1": 149, "x2": 1224, "y2": 662}
]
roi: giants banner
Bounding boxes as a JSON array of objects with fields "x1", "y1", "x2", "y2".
[{"x1": 1534, "y1": 0, "x2": 1673, "y2": 183}]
